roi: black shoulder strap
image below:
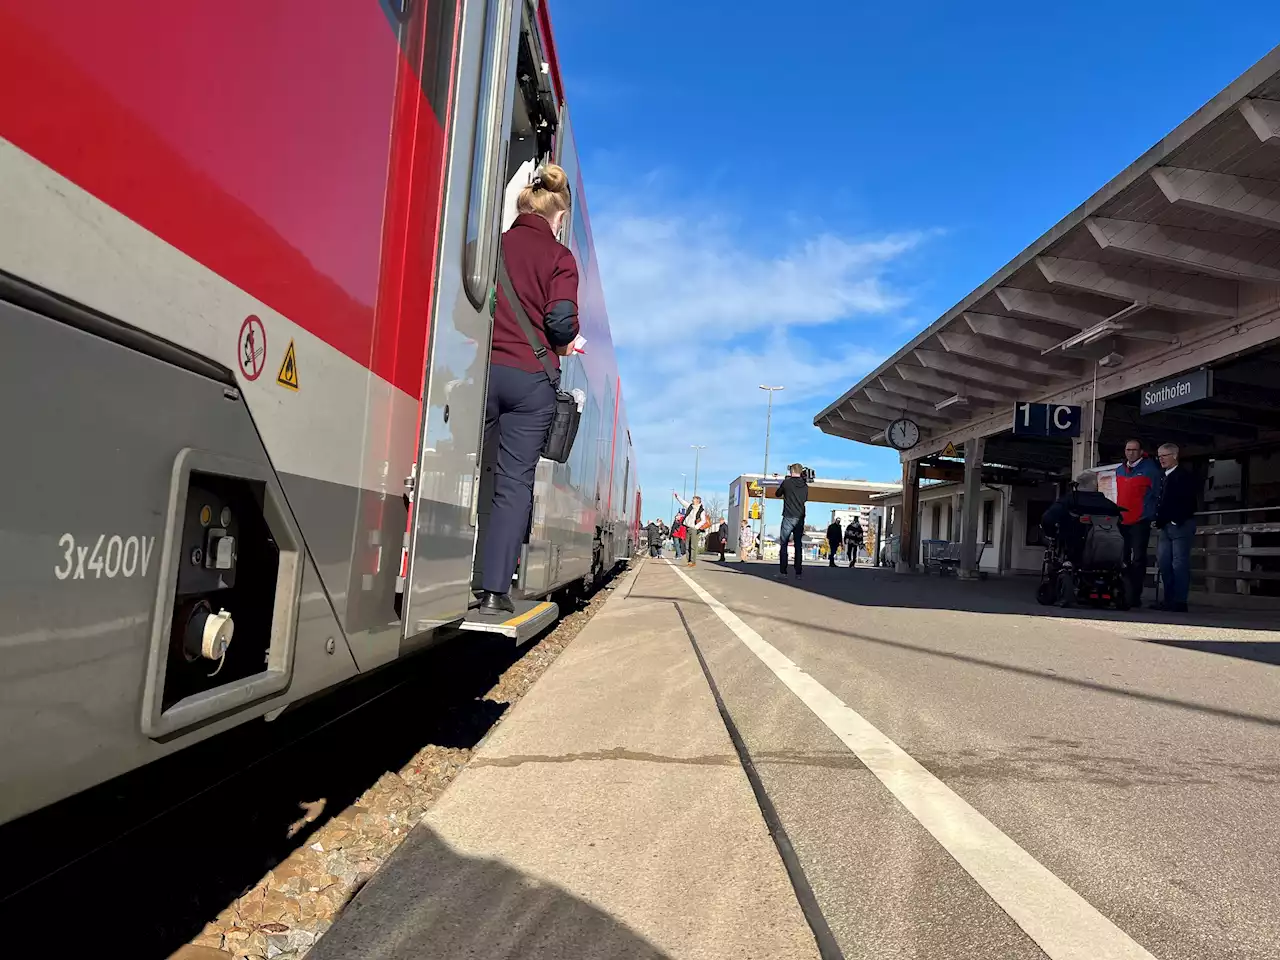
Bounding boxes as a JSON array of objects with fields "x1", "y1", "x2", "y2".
[{"x1": 497, "y1": 249, "x2": 559, "y2": 386}]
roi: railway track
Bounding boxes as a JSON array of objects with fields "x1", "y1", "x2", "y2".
[{"x1": 0, "y1": 574, "x2": 622, "y2": 957}]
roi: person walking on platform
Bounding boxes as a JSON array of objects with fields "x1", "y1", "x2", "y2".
[
  {"x1": 674, "y1": 493, "x2": 711, "y2": 566},
  {"x1": 826, "y1": 518, "x2": 843, "y2": 566},
  {"x1": 845, "y1": 517, "x2": 863, "y2": 565},
  {"x1": 739, "y1": 520, "x2": 756, "y2": 563},
  {"x1": 772, "y1": 464, "x2": 809, "y2": 579},
  {"x1": 717, "y1": 517, "x2": 729, "y2": 561},
  {"x1": 672, "y1": 512, "x2": 686, "y2": 559},
  {"x1": 1115, "y1": 438, "x2": 1161, "y2": 606},
  {"x1": 479, "y1": 165, "x2": 578, "y2": 615},
  {"x1": 646, "y1": 519, "x2": 661, "y2": 558},
  {"x1": 1153, "y1": 443, "x2": 1198, "y2": 612}
]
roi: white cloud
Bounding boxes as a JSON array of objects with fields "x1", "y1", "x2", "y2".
[
  {"x1": 592, "y1": 207, "x2": 927, "y2": 348},
  {"x1": 592, "y1": 197, "x2": 928, "y2": 514}
]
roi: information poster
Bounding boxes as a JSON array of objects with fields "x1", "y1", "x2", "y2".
[{"x1": 1092, "y1": 463, "x2": 1120, "y2": 503}]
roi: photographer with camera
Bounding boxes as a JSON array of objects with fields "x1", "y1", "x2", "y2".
[{"x1": 772, "y1": 464, "x2": 810, "y2": 579}]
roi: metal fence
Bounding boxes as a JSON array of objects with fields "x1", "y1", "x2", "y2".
[{"x1": 1189, "y1": 504, "x2": 1280, "y2": 597}]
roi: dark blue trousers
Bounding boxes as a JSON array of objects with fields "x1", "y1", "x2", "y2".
[{"x1": 482, "y1": 364, "x2": 556, "y2": 594}]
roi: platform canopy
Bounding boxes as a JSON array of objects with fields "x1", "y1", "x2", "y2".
[
  {"x1": 736, "y1": 474, "x2": 900, "y2": 505},
  {"x1": 814, "y1": 46, "x2": 1280, "y2": 464}
]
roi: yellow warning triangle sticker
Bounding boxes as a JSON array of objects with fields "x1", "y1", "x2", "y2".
[
  {"x1": 277, "y1": 340, "x2": 299, "y2": 391},
  {"x1": 942, "y1": 441, "x2": 958, "y2": 458}
]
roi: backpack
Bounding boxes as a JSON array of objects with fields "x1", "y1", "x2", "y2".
[{"x1": 1081, "y1": 515, "x2": 1125, "y2": 569}]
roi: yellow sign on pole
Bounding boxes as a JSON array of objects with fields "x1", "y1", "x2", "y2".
[{"x1": 942, "y1": 441, "x2": 958, "y2": 458}]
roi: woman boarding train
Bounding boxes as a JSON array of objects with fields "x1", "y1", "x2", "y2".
[{"x1": 479, "y1": 165, "x2": 579, "y2": 614}]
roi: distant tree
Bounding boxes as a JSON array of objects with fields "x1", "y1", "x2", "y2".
[{"x1": 705, "y1": 494, "x2": 726, "y2": 522}]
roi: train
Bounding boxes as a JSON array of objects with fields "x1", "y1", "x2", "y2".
[{"x1": 0, "y1": 0, "x2": 640, "y2": 826}]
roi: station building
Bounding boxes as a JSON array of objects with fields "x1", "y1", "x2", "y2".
[{"x1": 814, "y1": 48, "x2": 1280, "y2": 608}]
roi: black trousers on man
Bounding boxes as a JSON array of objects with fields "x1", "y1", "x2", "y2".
[
  {"x1": 481, "y1": 364, "x2": 556, "y2": 595},
  {"x1": 1120, "y1": 520, "x2": 1152, "y2": 603}
]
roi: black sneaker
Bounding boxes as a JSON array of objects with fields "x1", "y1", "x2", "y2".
[{"x1": 775, "y1": 570, "x2": 788, "y2": 580}]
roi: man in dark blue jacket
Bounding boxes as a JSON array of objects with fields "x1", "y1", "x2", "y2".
[{"x1": 1153, "y1": 443, "x2": 1198, "y2": 612}]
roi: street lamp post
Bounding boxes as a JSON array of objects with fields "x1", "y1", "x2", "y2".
[
  {"x1": 690, "y1": 446, "x2": 706, "y2": 499},
  {"x1": 758, "y1": 385, "x2": 784, "y2": 556},
  {"x1": 681, "y1": 473, "x2": 687, "y2": 500}
]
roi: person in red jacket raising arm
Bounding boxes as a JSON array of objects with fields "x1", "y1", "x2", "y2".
[{"x1": 1115, "y1": 438, "x2": 1163, "y2": 606}]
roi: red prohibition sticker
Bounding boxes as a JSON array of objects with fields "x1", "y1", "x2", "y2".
[{"x1": 238, "y1": 315, "x2": 266, "y2": 381}]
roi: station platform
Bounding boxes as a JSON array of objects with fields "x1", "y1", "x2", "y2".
[
  {"x1": 311, "y1": 555, "x2": 1280, "y2": 960},
  {"x1": 309, "y1": 559, "x2": 821, "y2": 960}
]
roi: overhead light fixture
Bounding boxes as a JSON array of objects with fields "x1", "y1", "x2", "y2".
[
  {"x1": 1041, "y1": 302, "x2": 1151, "y2": 355},
  {"x1": 1098, "y1": 351, "x2": 1124, "y2": 368},
  {"x1": 935, "y1": 394, "x2": 968, "y2": 410}
]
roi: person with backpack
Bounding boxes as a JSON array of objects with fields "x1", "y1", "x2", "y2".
[
  {"x1": 1040, "y1": 472, "x2": 1123, "y2": 567},
  {"x1": 646, "y1": 519, "x2": 661, "y2": 558},
  {"x1": 845, "y1": 517, "x2": 863, "y2": 565},
  {"x1": 672, "y1": 512, "x2": 687, "y2": 559},
  {"x1": 772, "y1": 464, "x2": 809, "y2": 579},
  {"x1": 674, "y1": 493, "x2": 712, "y2": 566},
  {"x1": 479, "y1": 165, "x2": 578, "y2": 615},
  {"x1": 716, "y1": 518, "x2": 729, "y2": 561}
]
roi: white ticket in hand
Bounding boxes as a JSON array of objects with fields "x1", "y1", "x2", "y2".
[{"x1": 571, "y1": 334, "x2": 587, "y2": 354}]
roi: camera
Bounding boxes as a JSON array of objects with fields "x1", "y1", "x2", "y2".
[{"x1": 801, "y1": 466, "x2": 816, "y2": 482}]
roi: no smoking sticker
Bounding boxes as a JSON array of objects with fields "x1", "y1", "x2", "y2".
[{"x1": 238, "y1": 315, "x2": 266, "y2": 381}]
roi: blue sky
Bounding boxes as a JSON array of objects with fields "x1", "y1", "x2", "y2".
[{"x1": 550, "y1": 0, "x2": 1280, "y2": 532}]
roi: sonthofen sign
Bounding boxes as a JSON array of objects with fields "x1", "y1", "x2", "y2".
[{"x1": 1140, "y1": 368, "x2": 1212, "y2": 414}]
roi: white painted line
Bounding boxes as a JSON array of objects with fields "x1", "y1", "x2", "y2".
[{"x1": 664, "y1": 560, "x2": 1158, "y2": 960}]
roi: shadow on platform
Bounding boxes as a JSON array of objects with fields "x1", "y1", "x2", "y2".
[
  {"x1": 694, "y1": 557, "x2": 1280, "y2": 638},
  {"x1": 631, "y1": 559, "x2": 1280, "y2": 731},
  {"x1": 309, "y1": 825, "x2": 671, "y2": 960}
]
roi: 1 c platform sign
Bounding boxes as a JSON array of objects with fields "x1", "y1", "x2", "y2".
[{"x1": 1012, "y1": 402, "x2": 1082, "y2": 438}]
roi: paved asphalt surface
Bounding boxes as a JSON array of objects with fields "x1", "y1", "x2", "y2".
[{"x1": 640, "y1": 557, "x2": 1280, "y2": 960}]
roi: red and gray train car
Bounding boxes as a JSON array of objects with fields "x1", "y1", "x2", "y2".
[{"x1": 0, "y1": 0, "x2": 639, "y2": 825}]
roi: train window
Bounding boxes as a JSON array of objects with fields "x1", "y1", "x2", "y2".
[{"x1": 462, "y1": 0, "x2": 519, "y2": 307}]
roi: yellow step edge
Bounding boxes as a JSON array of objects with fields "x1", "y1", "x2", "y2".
[{"x1": 502, "y1": 601, "x2": 555, "y2": 629}]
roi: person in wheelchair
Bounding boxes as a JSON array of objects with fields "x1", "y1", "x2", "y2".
[{"x1": 1038, "y1": 471, "x2": 1130, "y2": 608}]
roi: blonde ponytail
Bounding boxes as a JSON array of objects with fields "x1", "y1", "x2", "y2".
[{"x1": 517, "y1": 163, "x2": 572, "y2": 221}]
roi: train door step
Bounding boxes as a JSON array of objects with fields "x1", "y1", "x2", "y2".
[{"x1": 458, "y1": 599, "x2": 558, "y2": 643}]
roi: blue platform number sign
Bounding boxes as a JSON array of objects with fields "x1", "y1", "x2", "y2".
[{"x1": 1013, "y1": 402, "x2": 1082, "y2": 438}]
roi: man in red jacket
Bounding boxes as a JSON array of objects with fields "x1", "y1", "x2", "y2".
[{"x1": 1114, "y1": 438, "x2": 1163, "y2": 605}]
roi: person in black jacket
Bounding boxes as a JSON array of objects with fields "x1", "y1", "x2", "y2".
[
  {"x1": 1153, "y1": 443, "x2": 1198, "y2": 612},
  {"x1": 773, "y1": 464, "x2": 809, "y2": 579},
  {"x1": 1040, "y1": 472, "x2": 1125, "y2": 565},
  {"x1": 826, "y1": 519, "x2": 842, "y2": 566},
  {"x1": 646, "y1": 520, "x2": 661, "y2": 558}
]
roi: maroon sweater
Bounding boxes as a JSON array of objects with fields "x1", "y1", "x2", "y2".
[{"x1": 494, "y1": 213, "x2": 580, "y2": 375}]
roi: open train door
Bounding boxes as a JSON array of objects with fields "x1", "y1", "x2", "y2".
[
  {"x1": 401, "y1": 0, "x2": 560, "y2": 644},
  {"x1": 400, "y1": 0, "x2": 522, "y2": 642}
]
